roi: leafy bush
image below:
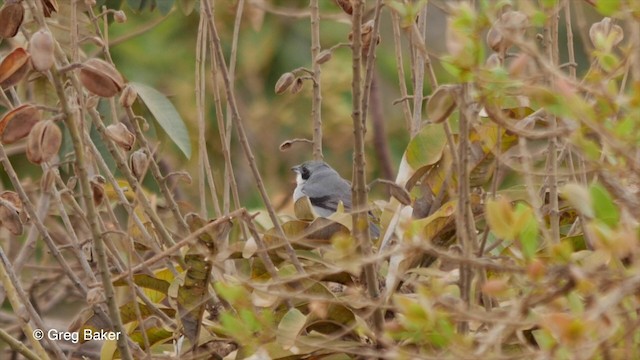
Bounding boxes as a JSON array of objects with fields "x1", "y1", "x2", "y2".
[{"x1": 1, "y1": 0, "x2": 639, "y2": 359}]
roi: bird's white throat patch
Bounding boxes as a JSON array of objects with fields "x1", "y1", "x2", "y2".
[{"x1": 293, "y1": 172, "x2": 305, "y2": 203}]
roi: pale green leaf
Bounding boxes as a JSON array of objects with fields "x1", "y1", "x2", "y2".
[
  {"x1": 589, "y1": 183, "x2": 619, "y2": 228},
  {"x1": 404, "y1": 124, "x2": 447, "y2": 169},
  {"x1": 277, "y1": 308, "x2": 307, "y2": 350},
  {"x1": 130, "y1": 82, "x2": 191, "y2": 159}
]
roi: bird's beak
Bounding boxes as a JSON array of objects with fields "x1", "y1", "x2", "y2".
[{"x1": 290, "y1": 165, "x2": 300, "y2": 173}]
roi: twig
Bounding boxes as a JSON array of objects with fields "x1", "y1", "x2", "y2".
[
  {"x1": 195, "y1": 15, "x2": 218, "y2": 218},
  {"x1": 351, "y1": 0, "x2": 384, "y2": 339},
  {"x1": 455, "y1": 84, "x2": 480, "y2": 334},
  {"x1": 126, "y1": 108, "x2": 190, "y2": 235},
  {"x1": 108, "y1": 209, "x2": 244, "y2": 284},
  {"x1": 310, "y1": 0, "x2": 323, "y2": 160},
  {"x1": 0, "y1": 247, "x2": 53, "y2": 360},
  {"x1": 0, "y1": 327, "x2": 41, "y2": 360},
  {"x1": 545, "y1": 1, "x2": 560, "y2": 244},
  {"x1": 202, "y1": 0, "x2": 305, "y2": 274}
]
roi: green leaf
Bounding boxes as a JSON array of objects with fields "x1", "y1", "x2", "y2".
[
  {"x1": 486, "y1": 197, "x2": 515, "y2": 240},
  {"x1": 595, "y1": 0, "x2": 620, "y2": 16},
  {"x1": 514, "y1": 203, "x2": 539, "y2": 260},
  {"x1": 127, "y1": 0, "x2": 143, "y2": 11},
  {"x1": 156, "y1": 0, "x2": 173, "y2": 15},
  {"x1": 178, "y1": 0, "x2": 195, "y2": 15},
  {"x1": 561, "y1": 183, "x2": 594, "y2": 218},
  {"x1": 405, "y1": 124, "x2": 447, "y2": 169},
  {"x1": 214, "y1": 282, "x2": 251, "y2": 307},
  {"x1": 113, "y1": 274, "x2": 170, "y2": 295},
  {"x1": 130, "y1": 82, "x2": 191, "y2": 159},
  {"x1": 589, "y1": 183, "x2": 619, "y2": 228},
  {"x1": 277, "y1": 308, "x2": 307, "y2": 350}
]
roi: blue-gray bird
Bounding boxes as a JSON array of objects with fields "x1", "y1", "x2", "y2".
[{"x1": 291, "y1": 161, "x2": 379, "y2": 238}]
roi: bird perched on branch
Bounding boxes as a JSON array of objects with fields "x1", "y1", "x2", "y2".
[{"x1": 291, "y1": 161, "x2": 379, "y2": 238}]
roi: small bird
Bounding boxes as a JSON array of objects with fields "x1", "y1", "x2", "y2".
[{"x1": 291, "y1": 161, "x2": 379, "y2": 238}]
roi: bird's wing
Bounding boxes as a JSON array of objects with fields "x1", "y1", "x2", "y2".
[{"x1": 302, "y1": 172, "x2": 352, "y2": 213}]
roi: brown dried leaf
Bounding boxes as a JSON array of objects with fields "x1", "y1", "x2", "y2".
[{"x1": 0, "y1": 104, "x2": 41, "y2": 144}]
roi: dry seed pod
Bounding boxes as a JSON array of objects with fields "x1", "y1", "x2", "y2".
[
  {"x1": 0, "y1": 199, "x2": 22, "y2": 236},
  {"x1": 0, "y1": 191, "x2": 23, "y2": 235},
  {"x1": 85, "y1": 95, "x2": 99, "y2": 109},
  {"x1": 589, "y1": 17, "x2": 623, "y2": 48},
  {"x1": 0, "y1": 104, "x2": 41, "y2": 144},
  {"x1": 0, "y1": 191, "x2": 23, "y2": 213},
  {"x1": 105, "y1": 122, "x2": 135, "y2": 151},
  {"x1": 119, "y1": 84, "x2": 138, "y2": 107},
  {"x1": 114, "y1": 10, "x2": 127, "y2": 23},
  {"x1": 29, "y1": 29, "x2": 55, "y2": 72},
  {"x1": 41, "y1": 168, "x2": 55, "y2": 193},
  {"x1": 90, "y1": 178, "x2": 105, "y2": 206},
  {"x1": 79, "y1": 58, "x2": 125, "y2": 97},
  {"x1": 26, "y1": 119, "x2": 62, "y2": 164},
  {"x1": 290, "y1": 78, "x2": 304, "y2": 94},
  {"x1": 348, "y1": 20, "x2": 380, "y2": 54},
  {"x1": 334, "y1": 0, "x2": 353, "y2": 15},
  {"x1": 485, "y1": 53, "x2": 502, "y2": 68},
  {"x1": 0, "y1": 47, "x2": 31, "y2": 89},
  {"x1": 66, "y1": 176, "x2": 77, "y2": 191},
  {"x1": 487, "y1": 10, "x2": 528, "y2": 52},
  {"x1": 508, "y1": 53, "x2": 531, "y2": 77},
  {"x1": 315, "y1": 49, "x2": 332, "y2": 64},
  {"x1": 485, "y1": 26, "x2": 503, "y2": 52},
  {"x1": 275, "y1": 72, "x2": 295, "y2": 94},
  {"x1": 0, "y1": 2, "x2": 24, "y2": 39},
  {"x1": 426, "y1": 85, "x2": 458, "y2": 124},
  {"x1": 0, "y1": 189, "x2": 27, "y2": 225},
  {"x1": 129, "y1": 149, "x2": 148, "y2": 180},
  {"x1": 86, "y1": 287, "x2": 105, "y2": 306},
  {"x1": 41, "y1": 0, "x2": 58, "y2": 17}
]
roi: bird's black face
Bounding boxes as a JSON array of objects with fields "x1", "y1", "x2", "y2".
[
  {"x1": 300, "y1": 165, "x2": 311, "y2": 180},
  {"x1": 291, "y1": 161, "x2": 327, "y2": 182}
]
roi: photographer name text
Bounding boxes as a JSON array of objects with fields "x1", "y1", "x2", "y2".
[{"x1": 33, "y1": 328, "x2": 121, "y2": 344}]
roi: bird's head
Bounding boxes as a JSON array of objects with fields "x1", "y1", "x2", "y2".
[{"x1": 291, "y1": 161, "x2": 329, "y2": 185}]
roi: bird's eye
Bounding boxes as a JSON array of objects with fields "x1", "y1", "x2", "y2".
[{"x1": 301, "y1": 167, "x2": 310, "y2": 180}]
